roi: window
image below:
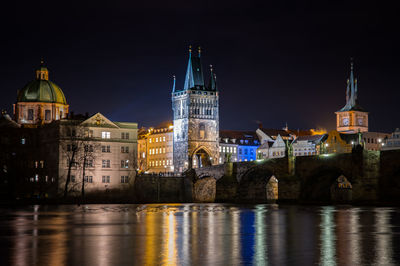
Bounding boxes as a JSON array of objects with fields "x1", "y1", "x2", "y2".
[
  {"x1": 199, "y1": 123, "x2": 205, "y2": 139},
  {"x1": 102, "y1": 160, "x2": 110, "y2": 168},
  {"x1": 102, "y1": 145, "x2": 111, "y2": 153},
  {"x1": 102, "y1": 176, "x2": 110, "y2": 183},
  {"x1": 244, "y1": 149, "x2": 248, "y2": 155},
  {"x1": 85, "y1": 130, "x2": 94, "y2": 138},
  {"x1": 102, "y1": 132, "x2": 111, "y2": 139},
  {"x1": 71, "y1": 175, "x2": 76, "y2": 183},
  {"x1": 121, "y1": 146, "x2": 129, "y2": 153},
  {"x1": 239, "y1": 148, "x2": 242, "y2": 155},
  {"x1": 156, "y1": 137, "x2": 159, "y2": 142},
  {"x1": 163, "y1": 148, "x2": 166, "y2": 153},
  {"x1": 121, "y1": 160, "x2": 129, "y2": 168},
  {"x1": 27, "y1": 109, "x2": 34, "y2": 120},
  {"x1": 149, "y1": 138, "x2": 152, "y2": 143},
  {"x1": 121, "y1": 132, "x2": 130, "y2": 139},
  {"x1": 84, "y1": 145, "x2": 93, "y2": 152},
  {"x1": 84, "y1": 176, "x2": 93, "y2": 183},
  {"x1": 85, "y1": 159, "x2": 93, "y2": 167},
  {"x1": 21, "y1": 138, "x2": 26, "y2": 145},
  {"x1": 45, "y1": 110, "x2": 51, "y2": 121},
  {"x1": 121, "y1": 176, "x2": 129, "y2": 183},
  {"x1": 163, "y1": 136, "x2": 166, "y2": 142}
]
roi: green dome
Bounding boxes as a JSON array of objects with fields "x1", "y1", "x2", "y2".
[{"x1": 17, "y1": 79, "x2": 67, "y2": 105}]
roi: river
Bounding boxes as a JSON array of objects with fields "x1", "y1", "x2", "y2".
[{"x1": 0, "y1": 204, "x2": 399, "y2": 265}]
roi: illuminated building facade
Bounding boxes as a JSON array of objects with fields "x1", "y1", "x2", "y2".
[
  {"x1": 13, "y1": 61, "x2": 69, "y2": 126},
  {"x1": 137, "y1": 122, "x2": 174, "y2": 173},
  {"x1": 40, "y1": 112, "x2": 138, "y2": 195},
  {"x1": 335, "y1": 61, "x2": 369, "y2": 133},
  {"x1": 322, "y1": 130, "x2": 359, "y2": 154},
  {"x1": 292, "y1": 135, "x2": 326, "y2": 156},
  {"x1": 172, "y1": 47, "x2": 219, "y2": 171},
  {"x1": 219, "y1": 130, "x2": 260, "y2": 163}
]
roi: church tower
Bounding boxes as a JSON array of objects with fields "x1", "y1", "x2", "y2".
[
  {"x1": 172, "y1": 46, "x2": 219, "y2": 172},
  {"x1": 335, "y1": 60, "x2": 368, "y2": 133}
]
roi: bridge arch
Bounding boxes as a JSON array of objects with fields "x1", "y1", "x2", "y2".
[{"x1": 191, "y1": 146, "x2": 213, "y2": 168}]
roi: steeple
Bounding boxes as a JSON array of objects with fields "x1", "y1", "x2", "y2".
[
  {"x1": 339, "y1": 59, "x2": 364, "y2": 112},
  {"x1": 183, "y1": 45, "x2": 205, "y2": 91},
  {"x1": 208, "y1": 64, "x2": 217, "y2": 91},
  {"x1": 36, "y1": 58, "x2": 49, "y2": 80}
]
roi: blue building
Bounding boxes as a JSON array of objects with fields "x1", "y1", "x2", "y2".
[{"x1": 219, "y1": 130, "x2": 260, "y2": 163}]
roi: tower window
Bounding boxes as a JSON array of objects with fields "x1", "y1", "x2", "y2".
[
  {"x1": 199, "y1": 123, "x2": 205, "y2": 139},
  {"x1": 27, "y1": 109, "x2": 34, "y2": 120},
  {"x1": 45, "y1": 110, "x2": 51, "y2": 121}
]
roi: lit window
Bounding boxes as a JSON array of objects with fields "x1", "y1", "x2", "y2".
[
  {"x1": 121, "y1": 160, "x2": 129, "y2": 168},
  {"x1": 21, "y1": 138, "x2": 26, "y2": 145},
  {"x1": 149, "y1": 138, "x2": 152, "y2": 143},
  {"x1": 156, "y1": 148, "x2": 158, "y2": 154},
  {"x1": 163, "y1": 136, "x2": 166, "y2": 142},
  {"x1": 219, "y1": 146, "x2": 222, "y2": 152},
  {"x1": 102, "y1": 132, "x2": 111, "y2": 139},
  {"x1": 163, "y1": 148, "x2": 166, "y2": 153},
  {"x1": 156, "y1": 138, "x2": 158, "y2": 142}
]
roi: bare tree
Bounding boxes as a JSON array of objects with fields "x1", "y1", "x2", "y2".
[
  {"x1": 78, "y1": 139, "x2": 99, "y2": 200},
  {"x1": 61, "y1": 124, "x2": 98, "y2": 198}
]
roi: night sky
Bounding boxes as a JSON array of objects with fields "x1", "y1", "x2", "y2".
[{"x1": 1, "y1": 1, "x2": 399, "y2": 132}]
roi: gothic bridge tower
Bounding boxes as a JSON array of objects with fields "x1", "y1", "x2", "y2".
[
  {"x1": 172, "y1": 46, "x2": 219, "y2": 172},
  {"x1": 335, "y1": 60, "x2": 368, "y2": 133}
]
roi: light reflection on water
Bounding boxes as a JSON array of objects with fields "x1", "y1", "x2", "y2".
[{"x1": 1, "y1": 204, "x2": 400, "y2": 266}]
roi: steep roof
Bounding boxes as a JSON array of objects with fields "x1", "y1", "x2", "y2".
[
  {"x1": 258, "y1": 128, "x2": 291, "y2": 138},
  {"x1": 220, "y1": 130, "x2": 260, "y2": 145}
]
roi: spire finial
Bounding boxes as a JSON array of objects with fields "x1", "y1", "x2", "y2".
[
  {"x1": 210, "y1": 64, "x2": 213, "y2": 72},
  {"x1": 40, "y1": 57, "x2": 44, "y2": 65},
  {"x1": 198, "y1": 46, "x2": 201, "y2": 57},
  {"x1": 189, "y1": 45, "x2": 192, "y2": 54},
  {"x1": 350, "y1": 57, "x2": 354, "y2": 70},
  {"x1": 172, "y1": 74, "x2": 176, "y2": 93}
]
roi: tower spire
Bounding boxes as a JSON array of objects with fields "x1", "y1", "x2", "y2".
[
  {"x1": 198, "y1": 46, "x2": 201, "y2": 58},
  {"x1": 183, "y1": 45, "x2": 205, "y2": 91},
  {"x1": 172, "y1": 75, "x2": 176, "y2": 92},
  {"x1": 208, "y1": 64, "x2": 217, "y2": 91}
]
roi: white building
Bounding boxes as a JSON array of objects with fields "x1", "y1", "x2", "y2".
[
  {"x1": 382, "y1": 128, "x2": 400, "y2": 151},
  {"x1": 257, "y1": 134, "x2": 286, "y2": 159},
  {"x1": 50, "y1": 113, "x2": 138, "y2": 195},
  {"x1": 292, "y1": 135, "x2": 326, "y2": 156}
]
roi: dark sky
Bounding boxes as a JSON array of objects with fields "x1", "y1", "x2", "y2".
[{"x1": 1, "y1": 0, "x2": 399, "y2": 132}]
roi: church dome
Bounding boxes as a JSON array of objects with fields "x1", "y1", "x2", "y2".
[{"x1": 17, "y1": 61, "x2": 67, "y2": 105}]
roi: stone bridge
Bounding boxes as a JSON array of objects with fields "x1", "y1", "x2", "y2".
[
  {"x1": 133, "y1": 150, "x2": 400, "y2": 203},
  {"x1": 189, "y1": 149, "x2": 400, "y2": 203}
]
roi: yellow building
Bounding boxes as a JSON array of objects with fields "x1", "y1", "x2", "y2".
[
  {"x1": 323, "y1": 130, "x2": 357, "y2": 154},
  {"x1": 138, "y1": 122, "x2": 174, "y2": 173},
  {"x1": 13, "y1": 60, "x2": 69, "y2": 126}
]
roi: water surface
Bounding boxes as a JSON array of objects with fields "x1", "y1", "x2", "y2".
[{"x1": 1, "y1": 204, "x2": 400, "y2": 265}]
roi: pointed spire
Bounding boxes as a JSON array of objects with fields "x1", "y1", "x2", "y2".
[
  {"x1": 198, "y1": 46, "x2": 201, "y2": 58},
  {"x1": 339, "y1": 58, "x2": 364, "y2": 112},
  {"x1": 183, "y1": 45, "x2": 205, "y2": 91},
  {"x1": 208, "y1": 64, "x2": 217, "y2": 91},
  {"x1": 172, "y1": 75, "x2": 176, "y2": 93}
]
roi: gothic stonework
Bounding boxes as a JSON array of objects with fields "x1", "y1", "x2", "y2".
[{"x1": 172, "y1": 47, "x2": 219, "y2": 172}]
